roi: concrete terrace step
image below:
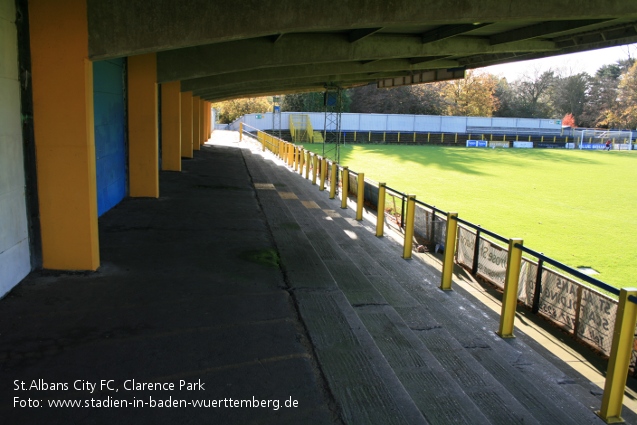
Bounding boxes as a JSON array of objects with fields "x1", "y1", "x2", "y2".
[
  {"x1": 243, "y1": 150, "x2": 427, "y2": 424},
  {"x1": 238, "y1": 138, "x2": 615, "y2": 425}
]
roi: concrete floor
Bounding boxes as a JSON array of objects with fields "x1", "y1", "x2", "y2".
[{"x1": 0, "y1": 130, "x2": 635, "y2": 424}]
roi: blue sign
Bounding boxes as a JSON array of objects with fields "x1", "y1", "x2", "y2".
[
  {"x1": 466, "y1": 140, "x2": 488, "y2": 148},
  {"x1": 580, "y1": 143, "x2": 606, "y2": 150},
  {"x1": 273, "y1": 105, "x2": 280, "y2": 113}
]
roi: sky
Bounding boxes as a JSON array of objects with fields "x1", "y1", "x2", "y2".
[{"x1": 483, "y1": 43, "x2": 637, "y2": 81}]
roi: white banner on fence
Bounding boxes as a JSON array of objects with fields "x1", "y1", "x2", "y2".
[
  {"x1": 489, "y1": 142, "x2": 510, "y2": 148},
  {"x1": 457, "y1": 226, "x2": 475, "y2": 268},
  {"x1": 476, "y1": 239, "x2": 508, "y2": 288},
  {"x1": 513, "y1": 141, "x2": 534, "y2": 148},
  {"x1": 614, "y1": 144, "x2": 632, "y2": 150},
  {"x1": 577, "y1": 286, "x2": 617, "y2": 356}
]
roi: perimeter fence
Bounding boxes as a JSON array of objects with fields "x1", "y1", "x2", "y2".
[{"x1": 238, "y1": 122, "x2": 637, "y2": 422}]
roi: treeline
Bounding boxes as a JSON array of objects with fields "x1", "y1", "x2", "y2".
[{"x1": 214, "y1": 59, "x2": 637, "y2": 128}]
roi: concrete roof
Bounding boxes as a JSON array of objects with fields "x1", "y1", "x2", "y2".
[{"x1": 86, "y1": 1, "x2": 637, "y2": 100}]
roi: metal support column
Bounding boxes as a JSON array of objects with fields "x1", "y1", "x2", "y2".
[{"x1": 322, "y1": 87, "x2": 343, "y2": 164}]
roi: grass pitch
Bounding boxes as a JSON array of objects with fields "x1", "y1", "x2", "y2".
[{"x1": 308, "y1": 144, "x2": 637, "y2": 290}]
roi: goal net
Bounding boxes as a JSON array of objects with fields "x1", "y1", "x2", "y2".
[{"x1": 576, "y1": 129, "x2": 634, "y2": 150}]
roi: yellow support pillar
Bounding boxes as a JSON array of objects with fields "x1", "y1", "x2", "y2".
[
  {"x1": 356, "y1": 173, "x2": 365, "y2": 220},
  {"x1": 305, "y1": 151, "x2": 311, "y2": 179},
  {"x1": 128, "y1": 53, "x2": 159, "y2": 198},
  {"x1": 319, "y1": 158, "x2": 327, "y2": 191},
  {"x1": 376, "y1": 183, "x2": 386, "y2": 237},
  {"x1": 329, "y1": 163, "x2": 337, "y2": 199},
  {"x1": 497, "y1": 238, "x2": 524, "y2": 338},
  {"x1": 598, "y1": 288, "x2": 637, "y2": 423},
  {"x1": 402, "y1": 195, "x2": 416, "y2": 259},
  {"x1": 161, "y1": 81, "x2": 181, "y2": 171},
  {"x1": 207, "y1": 102, "x2": 212, "y2": 139},
  {"x1": 180, "y1": 91, "x2": 193, "y2": 158},
  {"x1": 200, "y1": 100, "x2": 206, "y2": 146},
  {"x1": 192, "y1": 96, "x2": 201, "y2": 151},
  {"x1": 299, "y1": 149, "x2": 305, "y2": 175},
  {"x1": 29, "y1": 0, "x2": 99, "y2": 270},
  {"x1": 440, "y1": 212, "x2": 458, "y2": 290},
  {"x1": 341, "y1": 167, "x2": 349, "y2": 209}
]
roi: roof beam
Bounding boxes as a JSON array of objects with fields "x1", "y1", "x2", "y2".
[
  {"x1": 192, "y1": 71, "x2": 413, "y2": 98},
  {"x1": 349, "y1": 27, "x2": 383, "y2": 43},
  {"x1": 157, "y1": 33, "x2": 555, "y2": 82},
  {"x1": 554, "y1": 22, "x2": 637, "y2": 48},
  {"x1": 203, "y1": 86, "x2": 328, "y2": 103},
  {"x1": 180, "y1": 58, "x2": 459, "y2": 92},
  {"x1": 490, "y1": 19, "x2": 610, "y2": 45},
  {"x1": 421, "y1": 24, "x2": 490, "y2": 44},
  {"x1": 409, "y1": 55, "x2": 451, "y2": 65}
]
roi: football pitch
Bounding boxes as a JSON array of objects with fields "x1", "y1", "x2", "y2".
[{"x1": 307, "y1": 144, "x2": 637, "y2": 290}]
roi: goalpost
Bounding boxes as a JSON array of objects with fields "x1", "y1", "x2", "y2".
[{"x1": 576, "y1": 129, "x2": 634, "y2": 150}]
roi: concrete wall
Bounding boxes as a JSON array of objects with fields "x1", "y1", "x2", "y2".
[
  {"x1": 0, "y1": 0, "x2": 30, "y2": 296},
  {"x1": 94, "y1": 59, "x2": 127, "y2": 216},
  {"x1": 232, "y1": 112, "x2": 563, "y2": 134}
]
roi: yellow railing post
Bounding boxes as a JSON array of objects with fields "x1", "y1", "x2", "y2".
[
  {"x1": 239, "y1": 123, "x2": 243, "y2": 141},
  {"x1": 305, "y1": 151, "x2": 311, "y2": 179},
  {"x1": 597, "y1": 288, "x2": 637, "y2": 423},
  {"x1": 288, "y1": 143, "x2": 294, "y2": 167},
  {"x1": 312, "y1": 155, "x2": 318, "y2": 185},
  {"x1": 376, "y1": 183, "x2": 386, "y2": 237},
  {"x1": 319, "y1": 158, "x2": 327, "y2": 191},
  {"x1": 329, "y1": 163, "x2": 337, "y2": 199},
  {"x1": 440, "y1": 212, "x2": 458, "y2": 291},
  {"x1": 356, "y1": 173, "x2": 365, "y2": 220},
  {"x1": 299, "y1": 149, "x2": 305, "y2": 175},
  {"x1": 497, "y1": 238, "x2": 524, "y2": 338},
  {"x1": 341, "y1": 167, "x2": 349, "y2": 209},
  {"x1": 402, "y1": 195, "x2": 416, "y2": 259}
]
